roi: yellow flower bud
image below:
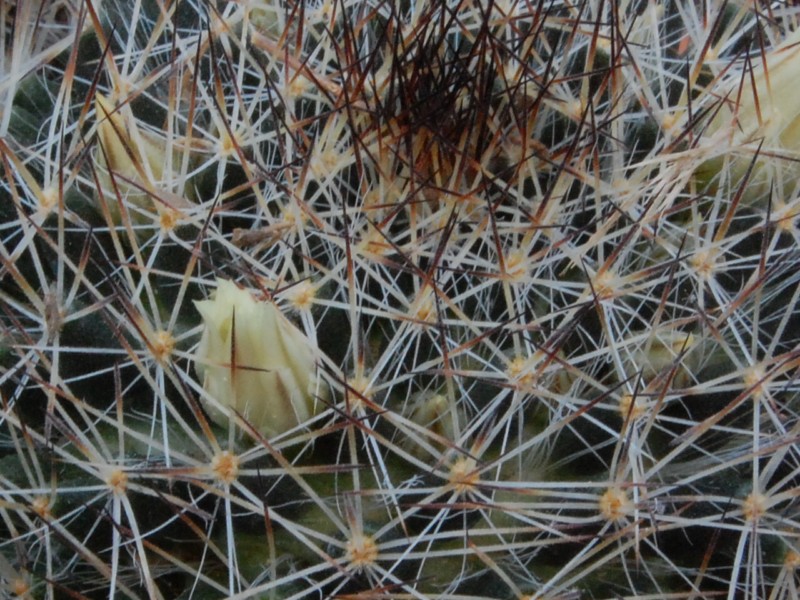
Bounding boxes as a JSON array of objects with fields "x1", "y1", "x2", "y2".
[
  {"x1": 623, "y1": 329, "x2": 696, "y2": 388},
  {"x1": 697, "y1": 28, "x2": 800, "y2": 202},
  {"x1": 400, "y1": 393, "x2": 466, "y2": 458},
  {"x1": 193, "y1": 279, "x2": 324, "y2": 438},
  {"x1": 93, "y1": 93, "x2": 191, "y2": 228}
]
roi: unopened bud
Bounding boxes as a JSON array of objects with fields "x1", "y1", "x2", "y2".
[
  {"x1": 194, "y1": 279, "x2": 324, "y2": 438},
  {"x1": 93, "y1": 93, "x2": 190, "y2": 228},
  {"x1": 697, "y1": 28, "x2": 800, "y2": 202}
]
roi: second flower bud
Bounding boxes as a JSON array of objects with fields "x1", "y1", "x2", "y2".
[{"x1": 194, "y1": 279, "x2": 325, "y2": 439}]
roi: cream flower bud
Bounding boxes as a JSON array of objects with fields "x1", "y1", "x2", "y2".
[
  {"x1": 93, "y1": 93, "x2": 191, "y2": 228},
  {"x1": 621, "y1": 329, "x2": 696, "y2": 388},
  {"x1": 401, "y1": 393, "x2": 466, "y2": 458},
  {"x1": 193, "y1": 279, "x2": 323, "y2": 438},
  {"x1": 697, "y1": 28, "x2": 800, "y2": 202}
]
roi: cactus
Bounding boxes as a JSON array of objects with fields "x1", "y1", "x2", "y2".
[{"x1": 1, "y1": 1, "x2": 800, "y2": 599}]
